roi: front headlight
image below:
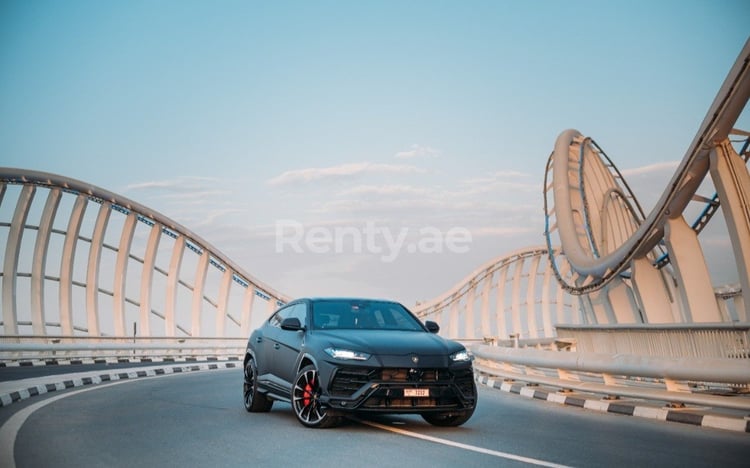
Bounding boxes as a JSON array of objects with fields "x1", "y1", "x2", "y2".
[
  {"x1": 450, "y1": 349, "x2": 471, "y2": 362},
  {"x1": 324, "y1": 347, "x2": 371, "y2": 361}
]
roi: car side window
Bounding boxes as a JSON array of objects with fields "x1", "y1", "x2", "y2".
[
  {"x1": 288, "y1": 303, "x2": 307, "y2": 327},
  {"x1": 269, "y1": 305, "x2": 291, "y2": 328},
  {"x1": 269, "y1": 303, "x2": 307, "y2": 329}
]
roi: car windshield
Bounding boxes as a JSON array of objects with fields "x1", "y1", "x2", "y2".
[{"x1": 311, "y1": 300, "x2": 424, "y2": 331}]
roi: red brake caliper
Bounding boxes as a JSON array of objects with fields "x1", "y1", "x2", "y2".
[{"x1": 303, "y1": 374, "x2": 314, "y2": 407}]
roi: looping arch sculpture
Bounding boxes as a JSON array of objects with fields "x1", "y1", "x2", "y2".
[
  {"x1": 416, "y1": 39, "x2": 750, "y2": 334},
  {"x1": 544, "y1": 38, "x2": 750, "y2": 324}
]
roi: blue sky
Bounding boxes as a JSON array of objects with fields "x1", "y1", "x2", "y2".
[{"x1": 1, "y1": 0, "x2": 748, "y2": 305}]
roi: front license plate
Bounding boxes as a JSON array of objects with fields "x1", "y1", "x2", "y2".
[{"x1": 404, "y1": 388, "x2": 429, "y2": 397}]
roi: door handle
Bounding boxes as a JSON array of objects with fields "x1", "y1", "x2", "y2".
[
  {"x1": 273, "y1": 343, "x2": 280, "y2": 350},
  {"x1": 255, "y1": 337, "x2": 262, "y2": 343}
]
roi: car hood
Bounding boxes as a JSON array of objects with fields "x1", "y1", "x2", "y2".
[{"x1": 311, "y1": 329, "x2": 463, "y2": 356}]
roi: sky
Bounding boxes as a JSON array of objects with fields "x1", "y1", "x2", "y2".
[{"x1": 1, "y1": 0, "x2": 749, "y2": 307}]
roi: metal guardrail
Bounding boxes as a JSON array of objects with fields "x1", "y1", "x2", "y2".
[
  {"x1": 0, "y1": 337, "x2": 247, "y2": 362},
  {"x1": 555, "y1": 322, "x2": 750, "y2": 358},
  {"x1": 472, "y1": 344, "x2": 750, "y2": 411},
  {"x1": 456, "y1": 336, "x2": 557, "y2": 349}
]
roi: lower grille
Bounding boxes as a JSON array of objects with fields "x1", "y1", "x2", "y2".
[
  {"x1": 363, "y1": 397, "x2": 440, "y2": 408},
  {"x1": 330, "y1": 368, "x2": 377, "y2": 396},
  {"x1": 380, "y1": 368, "x2": 450, "y2": 382},
  {"x1": 329, "y1": 366, "x2": 475, "y2": 399},
  {"x1": 452, "y1": 368, "x2": 476, "y2": 396}
]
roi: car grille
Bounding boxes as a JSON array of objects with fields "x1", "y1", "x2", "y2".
[
  {"x1": 330, "y1": 368, "x2": 379, "y2": 396},
  {"x1": 451, "y1": 368, "x2": 476, "y2": 395},
  {"x1": 330, "y1": 366, "x2": 475, "y2": 398}
]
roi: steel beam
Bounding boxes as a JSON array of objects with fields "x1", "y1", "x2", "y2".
[
  {"x1": 85, "y1": 202, "x2": 111, "y2": 336},
  {"x1": 31, "y1": 188, "x2": 61, "y2": 335},
  {"x1": 479, "y1": 275, "x2": 491, "y2": 338},
  {"x1": 113, "y1": 212, "x2": 136, "y2": 336},
  {"x1": 139, "y1": 222, "x2": 161, "y2": 337},
  {"x1": 191, "y1": 249, "x2": 210, "y2": 336},
  {"x1": 495, "y1": 265, "x2": 509, "y2": 339},
  {"x1": 60, "y1": 194, "x2": 87, "y2": 335},
  {"x1": 2, "y1": 185, "x2": 35, "y2": 335},
  {"x1": 525, "y1": 255, "x2": 540, "y2": 338},
  {"x1": 240, "y1": 286, "x2": 256, "y2": 336},
  {"x1": 710, "y1": 140, "x2": 750, "y2": 321},
  {"x1": 216, "y1": 268, "x2": 232, "y2": 336},
  {"x1": 165, "y1": 236, "x2": 185, "y2": 337},
  {"x1": 664, "y1": 216, "x2": 721, "y2": 322},
  {"x1": 631, "y1": 257, "x2": 674, "y2": 323},
  {"x1": 464, "y1": 283, "x2": 476, "y2": 339}
]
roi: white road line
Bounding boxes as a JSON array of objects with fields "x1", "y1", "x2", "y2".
[
  {"x1": 0, "y1": 380, "x2": 132, "y2": 468},
  {"x1": 0, "y1": 367, "x2": 234, "y2": 468},
  {"x1": 360, "y1": 419, "x2": 573, "y2": 468}
]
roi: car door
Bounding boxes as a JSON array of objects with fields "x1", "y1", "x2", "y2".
[
  {"x1": 273, "y1": 302, "x2": 308, "y2": 386},
  {"x1": 253, "y1": 307, "x2": 286, "y2": 378},
  {"x1": 264, "y1": 303, "x2": 308, "y2": 390}
]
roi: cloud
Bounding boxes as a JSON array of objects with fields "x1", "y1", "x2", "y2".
[
  {"x1": 267, "y1": 162, "x2": 425, "y2": 186},
  {"x1": 125, "y1": 176, "x2": 222, "y2": 192},
  {"x1": 454, "y1": 171, "x2": 539, "y2": 197},
  {"x1": 339, "y1": 184, "x2": 434, "y2": 198},
  {"x1": 394, "y1": 144, "x2": 440, "y2": 159},
  {"x1": 458, "y1": 170, "x2": 531, "y2": 186},
  {"x1": 311, "y1": 197, "x2": 451, "y2": 215},
  {"x1": 122, "y1": 176, "x2": 246, "y2": 234},
  {"x1": 470, "y1": 226, "x2": 539, "y2": 237},
  {"x1": 620, "y1": 161, "x2": 679, "y2": 177}
]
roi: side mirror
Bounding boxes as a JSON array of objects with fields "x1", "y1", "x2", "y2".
[
  {"x1": 425, "y1": 320, "x2": 440, "y2": 334},
  {"x1": 281, "y1": 317, "x2": 304, "y2": 331}
]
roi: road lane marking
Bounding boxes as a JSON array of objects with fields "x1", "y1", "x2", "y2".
[
  {"x1": 0, "y1": 368, "x2": 233, "y2": 468},
  {"x1": 360, "y1": 419, "x2": 573, "y2": 468},
  {"x1": 0, "y1": 381, "x2": 133, "y2": 468}
]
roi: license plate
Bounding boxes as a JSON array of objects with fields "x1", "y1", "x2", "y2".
[{"x1": 404, "y1": 388, "x2": 429, "y2": 397}]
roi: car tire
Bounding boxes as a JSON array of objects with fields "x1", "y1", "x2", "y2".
[
  {"x1": 421, "y1": 408, "x2": 475, "y2": 427},
  {"x1": 244, "y1": 358, "x2": 273, "y2": 412},
  {"x1": 292, "y1": 365, "x2": 341, "y2": 428}
]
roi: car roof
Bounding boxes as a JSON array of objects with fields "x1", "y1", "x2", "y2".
[{"x1": 295, "y1": 297, "x2": 402, "y2": 304}]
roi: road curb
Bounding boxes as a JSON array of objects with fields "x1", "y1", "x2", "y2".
[
  {"x1": 0, "y1": 361, "x2": 239, "y2": 408},
  {"x1": 476, "y1": 374, "x2": 750, "y2": 434},
  {"x1": 0, "y1": 356, "x2": 239, "y2": 367}
]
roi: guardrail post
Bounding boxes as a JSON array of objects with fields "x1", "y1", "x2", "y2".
[
  {"x1": 664, "y1": 379, "x2": 692, "y2": 393},
  {"x1": 602, "y1": 374, "x2": 618, "y2": 386},
  {"x1": 510, "y1": 333, "x2": 519, "y2": 348},
  {"x1": 557, "y1": 369, "x2": 580, "y2": 382}
]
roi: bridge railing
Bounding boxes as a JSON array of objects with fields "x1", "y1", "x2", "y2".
[
  {"x1": 0, "y1": 336, "x2": 246, "y2": 363},
  {"x1": 472, "y1": 324, "x2": 750, "y2": 412},
  {"x1": 555, "y1": 323, "x2": 750, "y2": 358}
]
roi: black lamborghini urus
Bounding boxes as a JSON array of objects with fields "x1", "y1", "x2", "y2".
[{"x1": 243, "y1": 298, "x2": 477, "y2": 428}]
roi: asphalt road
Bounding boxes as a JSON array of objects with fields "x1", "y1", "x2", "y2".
[{"x1": 1, "y1": 368, "x2": 749, "y2": 467}]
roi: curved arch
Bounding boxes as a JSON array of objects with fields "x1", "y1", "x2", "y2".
[
  {"x1": 545, "y1": 39, "x2": 750, "y2": 297},
  {"x1": 0, "y1": 168, "x2": 289, "y2": 338},
  {"x1": 540, "y1": 39, "x2": 750, "y2": 324},
  {"x1": 413, "y1": 246, "x2": 579, "y2": 340}
]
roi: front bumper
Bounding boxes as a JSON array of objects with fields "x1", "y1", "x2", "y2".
[{"x1": 320, "y1": 364, "x2": 477, "y2": 414}]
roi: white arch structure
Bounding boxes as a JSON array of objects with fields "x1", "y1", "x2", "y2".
[
  {"x1": 0, "y1": 168, "x2": 289, "y2": 339},
  {"x1": 413, "y1": 247, "x2": 579, "y2": 341},
  {"x1": 414, "y1": 38, "x2": 750, "y2": 339},
  {"x1": 544, "y1": 38, "x2": 750, "y2": 325}
]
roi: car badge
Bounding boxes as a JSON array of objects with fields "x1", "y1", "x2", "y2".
[{"x1": 411, "y1": 355, "x2": 419, "y2": 364}]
